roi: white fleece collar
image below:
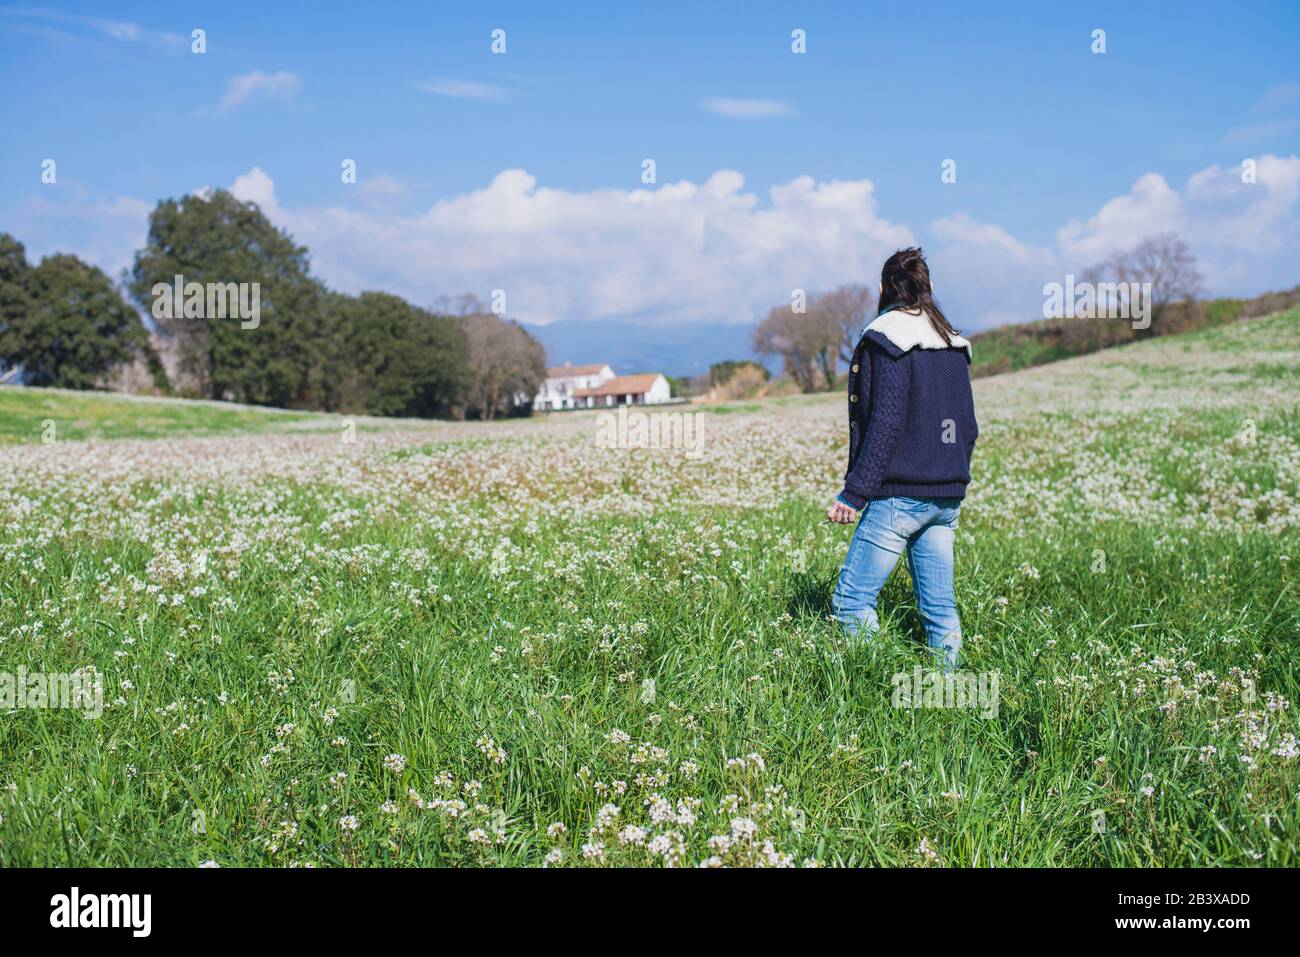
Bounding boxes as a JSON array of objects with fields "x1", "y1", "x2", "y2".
[{"x1": 864, "y1": 308, "x2": 972, "y2": 359}]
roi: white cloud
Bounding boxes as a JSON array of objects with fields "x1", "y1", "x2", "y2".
[
  {"x1": 1056, "y1": 173, "x2": 1183, "y2": 263},
  {"x1": 226, "y1": 166, "x2": 910, "y2": 327},
  {"x1": 230, "y1": 167, "x2": 278, "y2": 209},
  {"x1": 1222, "y1": 118, "x2": 1300, "y2": 145},
  {"x1": 0, "y1": 7, "x2": 186, "y2": 49},
  {"x1": 9, "y1": 191, "x2": 150, "y2": 278},
  {"x1": 1058, "y1": 157, "x2": 1300, "y2": 273},
  {"x1": 923, "y1": 213, "x2": 1057, "y2": 328},
  {"x1": 95, "y1": 19, "x2": 143, "y2": 42},
  {"x1": 700, "y1": 97, "x2": 795, "y2": 119},
  {"x1": 414, "y1": 78, "x2": 509, "y2": 102},
  {"x1": 217, "y1": 71, "x2": 302, "y2": 112},
  {"x1": 1181, "y1": 156, "x2": 1300, "y2": 284},
  {"x1": 1253, "y1": 81, "x2": 1300, "y2": 114},
  {"x1": 356, "y1": 174, "x2": 411, "y2": 210},
  {"x1": 1222, "y1": 82, "x2": 1299, "y2": 146},
  {"x1": 5, "y1": 156, "x2": 1296, "y2": 336},
  {"x1": 936, "y1": 155, "x2": 1300, "y2": 324},
  {"x1": 932, "y1": 212, "x2": 1049, "y2": 266}
]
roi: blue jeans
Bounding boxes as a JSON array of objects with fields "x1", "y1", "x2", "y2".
[{"x1": 831, "y1": 496, "x2": 963, "y2": 669}]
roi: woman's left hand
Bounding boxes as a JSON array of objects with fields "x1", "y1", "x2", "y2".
[{"x1": 826, "y1": 499, "x2": 858, "y2": 524}]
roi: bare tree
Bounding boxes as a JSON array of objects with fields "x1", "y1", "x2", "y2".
[
  {"x1": 752, "y1": 284, "x2": 874, "y2": 392},
  {"x1": 1083, "y1": 233, "x2": 1203, "y2": 335},
  {"x1": 753, "y1": 304, "x2": 822, "y2": 392},
  {"x1": 459, "y1": 312, "x2": 547, "y2": 420},
  {"x1": 818, "y1": 284, "x2": 877, "y2": 365},
  {"x1": 433, "y1": 292, "x2": 487, "y2": 317}
]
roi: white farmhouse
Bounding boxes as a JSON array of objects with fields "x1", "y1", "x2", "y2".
[
  {"x1": 535, "y1": 363, "x2": 672, "y2": 410},
  {"x1": 535, "y1": 363, "x2": 615, "y2": 411}
]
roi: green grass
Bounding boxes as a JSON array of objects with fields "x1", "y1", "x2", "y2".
[
  {"x1": 0, "y1": 311, "x2": 1297, "y2": 867},
  {"x1": 0, "y1": 387, "x2": 323, "y2": 443},
  {"x1": 702, "y1": 401, "x2": 764, "y2": 415}
]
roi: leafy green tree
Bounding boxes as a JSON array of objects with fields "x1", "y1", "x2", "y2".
[
  {"x1": 0, "y1": 242, "x2": 147, "y2": 389},
  {"x1": 665, "y1": 374, "x2": 691, "y2": 398},
  {"x1": 129, "y1": 190, "x2": 327, "y2": 407},
  {"x1": 333, "y1": 292, "x2": 471, "y2": 418},
  {"x1": 0, "y1": 233, "x2": 35, "y2": 379},
  {"x1": 403, "y1": 307, "x2": 474, "y2": 418}
]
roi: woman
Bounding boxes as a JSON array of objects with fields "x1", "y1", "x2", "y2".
[{"x1": 827, "y1": 248, "x2": 977, "y2": 670}]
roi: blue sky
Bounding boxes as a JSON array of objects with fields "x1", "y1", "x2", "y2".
[{"x1": 2, "y1": 0, "x2": 1298, "y2": 338}]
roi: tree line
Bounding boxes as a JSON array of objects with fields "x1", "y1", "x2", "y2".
[{"x1": 0, "y1": 189, "x2": 546, "y2": 420}]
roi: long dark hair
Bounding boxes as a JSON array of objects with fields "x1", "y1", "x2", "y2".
[{"x1": 878, "y1": 247, "x2": 959, "y2": 345}]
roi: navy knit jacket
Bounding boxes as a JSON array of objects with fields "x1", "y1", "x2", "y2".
[{"x1": 838, "y1": 310, "x2": 979, "y2": 510}]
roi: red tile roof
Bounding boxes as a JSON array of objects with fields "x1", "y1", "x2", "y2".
[{"x1": 573, "y1": 373, "x2": 663, "y2": 397}]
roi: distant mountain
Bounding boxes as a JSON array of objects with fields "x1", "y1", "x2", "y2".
[{"x1": 522, "y1": 319, "x2": 767, "y2": 379}]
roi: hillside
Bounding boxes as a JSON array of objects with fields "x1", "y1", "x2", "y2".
[{"x1": 968, "y1": 285, "x2": 1300, "y2": 379}]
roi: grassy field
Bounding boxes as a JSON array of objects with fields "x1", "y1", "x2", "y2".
[
  {"x1": 0, "y1": 386, "x2": 466, "y2": 444},
  {"x1": 0, "y1": 386, "x2": 324, "y2": 444},
  {"x1": 0, "y1": 311, "x2": 1297, "y2": 866}
]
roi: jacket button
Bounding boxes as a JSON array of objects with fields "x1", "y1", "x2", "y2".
[
  {"x1": 849, "y1": 394, "x2": 858, "y2": 403},
  {"x1": 851, "y1": 364, "x2": 859, "y2": 373}
]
